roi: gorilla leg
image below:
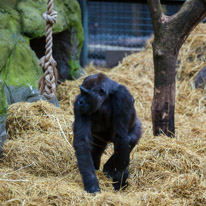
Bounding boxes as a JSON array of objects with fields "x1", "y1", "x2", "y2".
[
  {"x1": 92, "y1": 137, "x2": 107, "y2": 170},
  {"x1": 111, "y1": 119, "x2": 141, "y2": 190},
  {"x1": 103, "y1": 119, "x2": 142, "y2": 190},
  {"x1": 103, "y1": 154, "x2": 115, "y2": 178},
  {"x1": 112, "y1": 135, "x2": 130, "y2": 190},
  {"x1": 128, "y1": 118, "x2": 142, "y2": 151}
]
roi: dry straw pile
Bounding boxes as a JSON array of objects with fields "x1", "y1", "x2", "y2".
[{"x1": 1, "y1": 24, "x2": 206, "y2": 206}]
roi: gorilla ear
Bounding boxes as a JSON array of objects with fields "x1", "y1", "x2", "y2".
[{"x1": 80, "y1": 86, "x2": 92, "y2": 96}]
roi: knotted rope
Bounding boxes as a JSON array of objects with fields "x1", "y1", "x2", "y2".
[{"x1": 38, "y1": 0, "x2": 58, "y2": 99}]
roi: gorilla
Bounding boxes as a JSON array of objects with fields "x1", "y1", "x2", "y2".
[{"x1": 73, "y1": 73, "x2": 142, "y2": 193}]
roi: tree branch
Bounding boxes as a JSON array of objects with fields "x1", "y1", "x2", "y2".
[
  {"x1": 170, "y1": 0, "x2": 206, "y2": 44},
  {"x1": 147, "y1": 0, "x2": 163, "y2": 34}
]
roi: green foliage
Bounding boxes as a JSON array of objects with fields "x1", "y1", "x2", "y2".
[{"x1": 69, "y1": 59, "x2": 80, "y2": 79}]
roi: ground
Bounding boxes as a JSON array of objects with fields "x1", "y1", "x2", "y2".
[{"x1": 0, "y1": 24, "x2": 206, "y2": 205}]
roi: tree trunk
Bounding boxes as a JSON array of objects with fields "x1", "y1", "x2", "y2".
[
  {"x1": 152, "y1": 44, "x2": 177, "y2": 136},
  {"x1": 151, "y1": 23, "x2": 181, "y2": 136},
  {"x1": 147, "y1": 0, "x2": 206, "y2": 137}
]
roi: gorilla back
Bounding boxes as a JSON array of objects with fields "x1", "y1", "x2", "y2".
[{"x1": 73, "y1": 73, "x2": 142, "y2": 193}]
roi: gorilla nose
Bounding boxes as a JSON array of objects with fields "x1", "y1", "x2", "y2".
[{"x1": 78, "y1": 100, "x2": 84, "y2": 105}]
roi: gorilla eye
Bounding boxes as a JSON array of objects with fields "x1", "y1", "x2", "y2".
[{"x1": 99, "y1": 89, "x2": 105, "y2": 96}]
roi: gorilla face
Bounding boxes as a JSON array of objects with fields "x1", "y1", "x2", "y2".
[
  {"x1": 76, "y1": 85, "x2": 106, "y2": 115},
  {"x1": 75, "y1": 73, "x2": 112, "y2": 115}
]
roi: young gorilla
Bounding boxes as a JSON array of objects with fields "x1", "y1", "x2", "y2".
[{"x1": 73, "y1": 73, "x2": 142, "y2": 193}]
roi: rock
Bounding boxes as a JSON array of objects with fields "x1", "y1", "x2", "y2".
[
  {"x1": 195, "y1": 67, "x2": 206, "y2": 89},
  {"x1": 18, "y1": 0, "x2": 84, "y2": 80},
  {"x1": 0, "y1": 0, "x2": 83, "y2": 102},
  {"x1": 0, "y1": 79, "x2": 7, "y2": 118},
  {"x1": 0, "y1": 34, "x2": 42, "y2": 87},
  {"x1": 17, "y1": 0, "x2": 83, "y2": 40},
  {"x1": 0, "y1": 79, "x2": 8, "y2": 155},
  {"x1": 5, "y1": 85, "x2": 59, "y2": 107},
  {"x1": 0, "y1": 2, "x2": 42, "y2": 88},
  {"x1": 0, "y1": 115, "x2": 7, "y2": 155},
  {"x1": 0, "y1": 0, "x2": 83, "y2": 85}
]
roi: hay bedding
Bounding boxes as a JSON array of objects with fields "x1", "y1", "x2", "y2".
[{"x1": 1, "y1": 24, "x2": 206, "y2": 206}]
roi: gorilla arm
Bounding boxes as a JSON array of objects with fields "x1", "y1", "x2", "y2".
[{"x1": 73, "y1": 99, "x2": 100, "y2": 193}]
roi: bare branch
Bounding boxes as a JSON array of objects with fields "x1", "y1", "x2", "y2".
[
  {"x1": 170, "y1": 0, "x2": 206, "y2": 43},
  {"x1": 147, "y1": 0, "x2": 163, "y2": 34}
]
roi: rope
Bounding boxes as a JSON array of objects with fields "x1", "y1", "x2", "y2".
[{"x1": 38, "y1": 0, "x2": 58, "y2": 99}]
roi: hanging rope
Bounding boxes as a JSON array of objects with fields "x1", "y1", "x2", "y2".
[{"x1": 38, "y1": 0, "x2": 58, "y2": 99}]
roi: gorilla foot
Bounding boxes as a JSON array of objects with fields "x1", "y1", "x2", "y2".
[
  {"x1": 103, "y1": 164, "x2": 115, "y2": 178},
  {"x1": 85, "y1": 185, "x2": 101, "y2": 194},
  {"x1": 112, "y1": 169, "x2": 129, "y2": 191},
  {"x1": 83, "y1": 175, "x2": 101, "y2": 193}
]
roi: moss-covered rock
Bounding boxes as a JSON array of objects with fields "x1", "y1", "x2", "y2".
[
  {"x1": 17, "y1": 0, "x2": 84, "y2": 70},
  {"x1": 18, "y1": 0, "x2": 83, "y2": 42},
  {"x1": 0, "y1": 2, "x2": 43, "y2": 88},
  {"x1": 0, "y1": 79, "x2": 8, "y2": 154},
  {"x1": 17, "y1": 0, "x2": 83, "y2": 80},
  {"x1": 0, "y1": 79, "x2": 8, "y2": 115},
  {"x1": 0, "y1": 0, "x2": 83, "y2": 84},
  {"x1": 0, "y1": 0, "x2": 83, "y2": 89},
  {"x1": 0, "y1": 34, "x2": 42, "y2": 88}
]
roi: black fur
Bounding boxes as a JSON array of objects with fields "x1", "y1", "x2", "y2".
[{"x1": 73, "y1": 73, "x2": 142, "y2": 193}]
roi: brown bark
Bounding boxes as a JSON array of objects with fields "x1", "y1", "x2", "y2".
[{"x1": 147, "y1": 0, "x2": 206, "y2": 136}]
